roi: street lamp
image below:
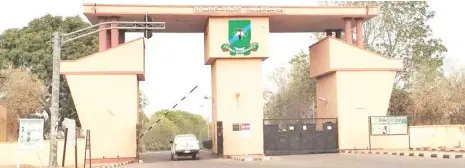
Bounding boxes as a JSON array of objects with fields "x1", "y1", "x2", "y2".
[{"x1": 48, "y1": 15, "x2": 165, "y2": 167}]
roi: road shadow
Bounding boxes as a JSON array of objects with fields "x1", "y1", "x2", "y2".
[{"x1": 139, "y1": 150, "x2": 219, "y2": 163}]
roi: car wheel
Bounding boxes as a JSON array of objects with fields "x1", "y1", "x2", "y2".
[{"x1": 192, "y1": 153, "x2": 197, "y2": 160}]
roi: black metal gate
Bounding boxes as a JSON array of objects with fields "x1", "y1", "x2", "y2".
[
  {"x1": 263, "y1": 118, "x2": 338, "y2": 155},
  {"x1": 216, "y1": 121, "x2": 224, "y2": 156}
]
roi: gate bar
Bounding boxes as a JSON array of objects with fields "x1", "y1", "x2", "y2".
[{"x1": 138, "y1": 85, "x2": 199, "y2": 139}]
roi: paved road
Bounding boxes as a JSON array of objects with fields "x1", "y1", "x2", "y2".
[{"x1": 122, "y1": 151, "x2": 465, "y2": 168}]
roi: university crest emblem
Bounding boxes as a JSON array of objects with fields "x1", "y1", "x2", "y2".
[{"x1": 220, "y1": 20, "x2": 259, "y2": 56}]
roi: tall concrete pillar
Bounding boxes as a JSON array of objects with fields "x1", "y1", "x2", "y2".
[
  {"x1": 343, "y1": 17, "x2": 353, "y2": 44},
  {"x1": 98, "y1": 17, "x2": 108, "y2": 52},
  {"x1": 355, "y1": 17, "x2": 364, "y2": 48},
  {"x1": 205, "y1": 17, "x2": 269, "y2": 157},
  {"x1": 110, "y1": 17, "x2": 119, "y2": 48}
]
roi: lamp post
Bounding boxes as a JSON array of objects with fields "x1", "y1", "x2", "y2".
[{"x1": 48, "y1": 16, "x2": 165, "y2": 167}]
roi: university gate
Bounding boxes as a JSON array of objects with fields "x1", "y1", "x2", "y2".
[
  {"x1": 263, "y1": 118, "x2": 338, "y2": 155},
  {"x1": 58, "y1": 3, "x2": 403, "y2": 161}
]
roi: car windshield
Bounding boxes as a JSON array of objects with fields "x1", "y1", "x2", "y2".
[{"x1": 175, "y1": 135, "x2": 197, "y2": 141}]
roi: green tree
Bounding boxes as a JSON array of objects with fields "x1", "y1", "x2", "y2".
[
  {"x1": 138, "y1": 91, "x2": 149, "y2": 124},
  {"x1": 0, "y1": 14, "x2": 98, "y2": 126},
  {"x1": 264, "y1": 51, "x2": 316, "y2": 119},
  {"x1": 142, "y1": 117, "x2": 178, "y2": 150},
  {"x1": 141, "y1": 110, "x2": 209, "y2": 150},
  {"x1": 159, "y1": 110, "x2": 208, "y2": 140},
  {"x1": 137, "y1": 91, "x2": 149, "y2": 152}
]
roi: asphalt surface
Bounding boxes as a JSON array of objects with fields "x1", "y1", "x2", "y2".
[{"x1": 121, "y1": 150, "x2": 465, "y2": 168}]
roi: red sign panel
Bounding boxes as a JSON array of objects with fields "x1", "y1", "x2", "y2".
[{"x1": 241, "y1": 123, "x2": 250, "y2": 131}]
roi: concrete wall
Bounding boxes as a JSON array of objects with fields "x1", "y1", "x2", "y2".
[
  {"x1": 368, "y1": 125, "x2": 465, "y2": 149},
  {"x1": 65, "y1": 75, "x2": 139, "y2": 159},
  {"x1": 409, "y1": 125, "x2": 465, "y2": 148},
  {"x1": 370, "y1": 135, "x2": 409, "y2": 149},
  {"x1": 0, "y1": 139, "x2": 87, "y2": 167}
]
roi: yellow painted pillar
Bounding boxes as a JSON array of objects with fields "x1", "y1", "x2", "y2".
[{"x1": 205, "y1": 17, "x2": 270, "y2": 156}]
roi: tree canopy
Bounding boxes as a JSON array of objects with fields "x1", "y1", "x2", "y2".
[
  {"x1": 0, "y1": 66, "x2": 45, "y2": 118},
  {"x1": 264, "y1": 51, "x2": 315, "y2": 119},
  {"x1": 141, "y1": 110, "x2": 209, "y2": 151},
  {"x1": 0, "y1": 14, "x2": 98, "y2": 126}
]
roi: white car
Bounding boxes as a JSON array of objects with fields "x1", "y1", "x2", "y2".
[{"x1": 170, "y1": 134, "x2": 200, "y2": 160}]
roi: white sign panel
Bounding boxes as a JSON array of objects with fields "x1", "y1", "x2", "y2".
[
  {"x1": 370, "y1": 116, "x2": 408, "y2": 135},
  {"x1": 18, "y1": 119, "x2": 44, "y2": 151},
  {"x1": 64, "y1": 118, "x2": 76, "y2": 146}
]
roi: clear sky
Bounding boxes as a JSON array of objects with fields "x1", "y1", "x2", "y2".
[{"x1": 0, "y1": 0, "x2": 462, "y2": 121}]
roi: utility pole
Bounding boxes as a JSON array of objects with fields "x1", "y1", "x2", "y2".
[
  {"x1": 49, "y1": 32, "x2": 61, "y2": 167},
  {"x1": 47, "y1": 16, "x2": 165, "y2": 168}
]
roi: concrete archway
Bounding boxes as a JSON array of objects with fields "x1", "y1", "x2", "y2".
[{"x1": 59, "y1": 4, "x2": 402, "y2": 163}]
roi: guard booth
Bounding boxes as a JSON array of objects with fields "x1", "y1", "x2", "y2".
[{"x1": 263, "y1": 118, "x2": 338, "y2": 155}]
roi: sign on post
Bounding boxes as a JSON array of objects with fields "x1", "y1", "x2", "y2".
[
  {"x1": 370, "y1": 116, "x2": 408, "y2": 135},
  {"x1": 64, "y1": 118, "x2": 76, "y2": 146},
  {"x1": 18, "y1": 119, "x2": 44, "y2": 150},
  {"x1": 17, "y1": 119, "x2": 45, "y2": 168}
]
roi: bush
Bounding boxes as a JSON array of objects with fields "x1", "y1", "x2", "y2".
[{"x1": 202, "y1": 140, "x2": 212, "y2": 149}]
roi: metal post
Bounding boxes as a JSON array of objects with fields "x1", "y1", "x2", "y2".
[
  {"x1": 62, "y1": 128, "x2": 68, "y2": 167},
  {"x1": 407, "y1": 118, "x2": 411, "y2": 149},
  {"x1": 368, "y1": 117, "x2": 372, "y2": 151},
  {"x1": 49, "y1": 32, "x2": 61, "y2": 167},
  {"x1": 75, "y1": 127, "x2": 78, "y2": 168},
  {"x1": 89, "y1": 130, "x2": 92, "y2": 168}
]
